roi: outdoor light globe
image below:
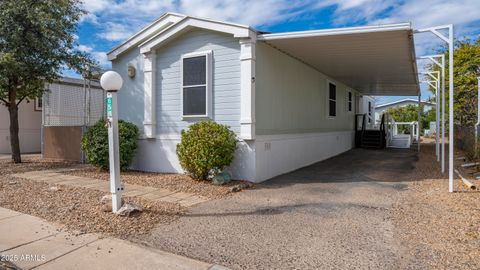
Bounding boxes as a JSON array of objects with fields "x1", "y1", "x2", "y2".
[{"x1": 100, "y1": 71, "x2": 123, "y2": 91}]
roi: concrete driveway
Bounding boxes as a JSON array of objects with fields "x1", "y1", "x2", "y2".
[{"x1": 141, "y1": 148, "x2": 418, "y2": 270}]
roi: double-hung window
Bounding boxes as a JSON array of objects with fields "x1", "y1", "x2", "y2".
[
  {"x1": 181, "y1": 51, "x2": 212, "y2": 118},
  {"x1": 328, "y1": 82, "x2": 336, "y2": 117},
  {"x1": 347, "y1": 91, "x2": 353, "y2": 112}
]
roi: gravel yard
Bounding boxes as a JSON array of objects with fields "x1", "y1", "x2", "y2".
[
  {"x1": 63, "y1": 166, "x2": 246, "y2": 199},
  {"x1": 0, "y1": 157, "x2": 185, "y2": 238},
  {"x1": 391, "y1": 142, "x2": 480, "y2": 269},
  {"x1": 0, "y1": 155, "x2": 249, "y2": 239}
]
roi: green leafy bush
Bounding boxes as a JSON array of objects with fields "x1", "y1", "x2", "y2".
[
  {"x1": 176, "y1": 121, "x2": 237, "y2": 180},
  {"x1": 81, "y1": 119, "x2": 139, "y2": 171}
]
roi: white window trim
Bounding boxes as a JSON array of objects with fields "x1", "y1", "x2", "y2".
[
  {"x1": 346, "y1": 89, "x2": 353, "y2": 113},
  {"x1": 180, "y1": 50, "x2": 212, "y2": 119},
  {"x1": 326, "y1": 80, "x2": 336, "y2": 119},
  {"x1": 34, "y1": 97, "x2": 42, "y2": 111}
]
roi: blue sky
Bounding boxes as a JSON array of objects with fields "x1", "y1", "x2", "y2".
[{"x1": 71, "y1": 0, "x2": 480, "y2": 104}]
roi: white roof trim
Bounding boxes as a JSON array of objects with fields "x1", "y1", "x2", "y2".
[
  {"x1": 375, "y1": 98, "x2": 435, "y2": 109},
  {"x1": 258, "y1": 22, "x2": 411, "y2": 40},
  {"x1": 107, "y1": 12, "x2": 185, "y2": 60},
  {"x1": 139, "y1": 16, "x2": 255, "y2": 54}
]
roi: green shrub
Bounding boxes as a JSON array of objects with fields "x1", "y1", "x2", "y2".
[
  {"x1": 176, "y1": 121, "x2": 237, "y2": 180},
  {"x1": 81, "y1": 119, "x2": 139, "y2": 171}
]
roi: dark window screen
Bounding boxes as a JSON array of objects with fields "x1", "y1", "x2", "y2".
[
  {"x1": 348, "y1": 92, "x2": 352, "y2": 111},
  {"x1": 183, "y1": 86, "x2": 206, "y2": 115},
  {"x1": 328, "y1": 83, "x2": 336, "y2": 117},
  {"x1": 183, "y1": 56, "x2": 206, "y2": 86},
  {"x1": 329, "y1": 83, "x2": 336, "y2": 100},
  {"x1": 329, "y1": 100, "x2": 336, "y2": 117}
]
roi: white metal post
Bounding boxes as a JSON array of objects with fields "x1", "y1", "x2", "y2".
[
  {"x1": 107, "y1": 92, "x2": 123, "y2": 212},
  {"x1": 420, "y1": 71, "x2": 440, "y2": 161},
  {"x1": 448, "y1": 25, "x2": 454, "y2": 193},
  {"x1": 436, "y1": 79, "x2": 440, "y2": 161},
  {"x1": 476, "y1": 77, "x2": 480, "y2": 149},
  {"x1": 418, "y1": 93, "x2": 421, "y2": 152},
  {"x1": 414, "y1": 25, "x2": 454, "y2": 192},
  {"x1": 441, "y1": 55, "x2": 446, "y2": 174}
]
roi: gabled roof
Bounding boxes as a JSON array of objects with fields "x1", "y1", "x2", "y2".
[
  {"x1": 107, "y1": 12, "x2": 256, "y2": 60},
  {"x1": 107, "y1": 12, "x2": 420, "y2": 97},
  {"x1": 375, "y1": 98, "x2": 435, "y2": 109}
]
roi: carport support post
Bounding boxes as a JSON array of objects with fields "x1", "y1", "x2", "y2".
[
  {"x1": 448, "y1": 25, "x2": 454, "y2": 193},
  {"x1": 476, "y1": 76, "x2": 480, "y2": 148},
  {"x1": 417, "y1": 55, "x2": 446, "y2": 172},
  {"x1": 436, "y1": 79, "x2": 440, "y2": 161},
  {"x1": 414, "y1": 25, "x2": 454, "y2": 192},
  {"x1": 441, "y1": 55, "x2": 446, "y2": 174},
  {"x1": 418, "y1": 93, "x2": 421, "y2": 152}
]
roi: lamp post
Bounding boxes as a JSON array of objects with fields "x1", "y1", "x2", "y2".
[{"x1": 100, "y1": 71, "x2": 124, "y2": 213}]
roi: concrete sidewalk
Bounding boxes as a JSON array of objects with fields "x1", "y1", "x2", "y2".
[{"x1": 0, "y1": 207, "x2": 224, "y2": 270}]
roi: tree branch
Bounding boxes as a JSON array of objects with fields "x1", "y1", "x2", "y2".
[
  {"x1": 16, "y1": 95, "x2": 27, "y2": 106},
  {"x1": 0, "y1": 98, "x2": 9, "y2": 106}
]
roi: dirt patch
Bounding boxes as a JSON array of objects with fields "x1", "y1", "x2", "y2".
[
  {"x1": 391, "y1": 142, "x2": 480, "y2": 269},
  {"x1": 63, "y1": 166, "x2": 248, "y2": 199}
]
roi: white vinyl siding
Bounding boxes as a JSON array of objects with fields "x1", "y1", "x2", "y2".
[
  {"x1": 255, "y1": 42, "x2": 356, "y2": 135},
  {"x1": 155, "y1": 29, "x2": 241, "y2": 135}
]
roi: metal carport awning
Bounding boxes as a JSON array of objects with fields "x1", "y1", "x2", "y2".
[{"x1": 257, "y1": 23, "x2": 419, "y2": 96}]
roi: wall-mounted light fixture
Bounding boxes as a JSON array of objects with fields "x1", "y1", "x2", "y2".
[{"x1": 127, "y1": 65, "x2": 136, "y2": 78}]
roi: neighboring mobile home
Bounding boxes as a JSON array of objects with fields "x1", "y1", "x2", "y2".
[
  {"x1": 375, "y1": 98, "x2": 435, "y2": 123},
  {"x1": 0, "y1": 97, "x2": 42, "y2": 154},
  {"x1": 107, "y1": 13, "x2": 419, "y2": 182}
]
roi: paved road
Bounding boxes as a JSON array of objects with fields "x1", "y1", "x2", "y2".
[{"x1": 142, "y1": 148, "x2": 418, "y2": 270}]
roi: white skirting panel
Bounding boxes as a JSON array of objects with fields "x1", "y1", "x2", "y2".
[
  {"x1": 254, "y1": 131, "x2": 354, "y2": 182},
  {"x1": 131, "y1": 131, "x2": 353, "y2": 183},
  {"x1": 130, "y1": 136, "x2": 256, "y2": 181}
]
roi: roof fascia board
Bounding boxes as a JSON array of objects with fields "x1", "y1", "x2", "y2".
[
  {"x1": 107, "y1": 13, "x2": 185, "y2": 60},
  {"x1": 257, "y1": 22, "x2": 412, "y2": 41},
  {"x1": 139, "y1": 16, "x2": 255, "y2": 54},
  {"x1": 376, "y1": 99, "x2": 435, "y2": 108}
]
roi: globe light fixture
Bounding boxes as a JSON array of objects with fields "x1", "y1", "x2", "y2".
[{"x1": 100, "y1": 71, "x2": 123, "y2": 92}]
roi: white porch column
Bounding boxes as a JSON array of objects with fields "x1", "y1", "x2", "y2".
[
  {"x1": 143, "y1": 51, "x2": 156, "y2": 138},
  {"x1": 239, "y1": 38, "x2": 256, "y2": 140}
]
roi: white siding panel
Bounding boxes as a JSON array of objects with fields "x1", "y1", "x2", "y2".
[
  {"x1": 155, "y1": 29, "x2": 241, "y2": 135},
  {"x1": 255, "y1": 42, "x2": 357, "y2": 135}
]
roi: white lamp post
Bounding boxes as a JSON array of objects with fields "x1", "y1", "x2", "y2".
[{"x1": 100, "y1": 71, "x2": 123, "y2": 213}]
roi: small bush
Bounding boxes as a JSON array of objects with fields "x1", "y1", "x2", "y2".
[
  {"x1": 81, "y1": 119, "x2": 139, "y2": 171},
  {"x1": 176, "y1": 121, "x2": 237, "y2": 180}
]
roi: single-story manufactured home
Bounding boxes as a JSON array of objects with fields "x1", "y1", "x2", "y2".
[
  {"x1": 107, "y1": 12, "x2": 419, "y2": 182},
  {"x1": 375, "y1": 98, "x2": 435, "y2": 123}
]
